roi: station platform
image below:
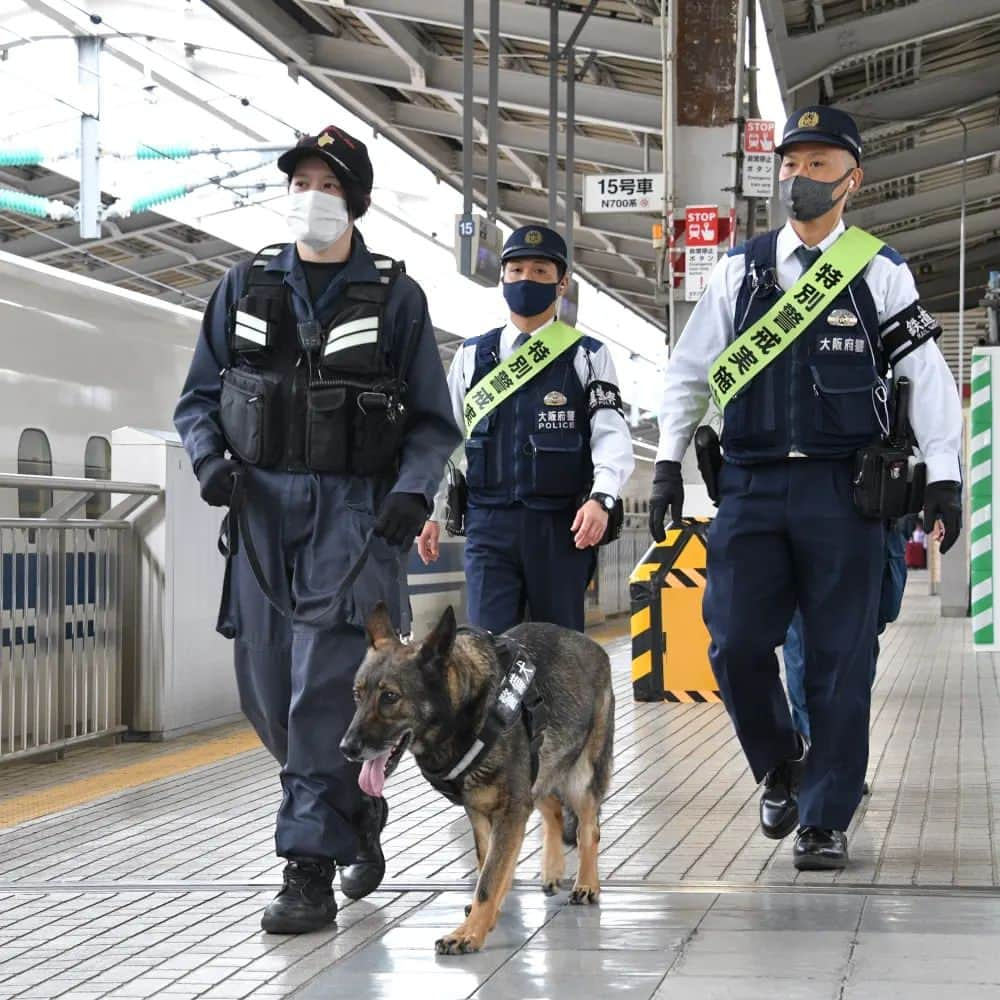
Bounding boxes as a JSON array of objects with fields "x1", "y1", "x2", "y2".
[{"x1": 2, "y1": 572, "x2": 999, "y2": 999}]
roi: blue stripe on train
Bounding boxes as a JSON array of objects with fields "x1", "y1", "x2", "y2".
[
  {"x1": 0, "y1": 553, "x2": 101, "y2": 611},
  {"x1": 1, "y1": 619, "x2": 97, "y2": 649}
]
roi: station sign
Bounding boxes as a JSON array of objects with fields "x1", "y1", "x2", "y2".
[
  {"x1": 582, "y1": 172, "x2": 664, "y2": 214},
  {"x1": 684, "y1": 204, "x2": 719, "y2": 302},
  {"x1": 741, "y1": 119, "x2": 776, "y2": 198}
]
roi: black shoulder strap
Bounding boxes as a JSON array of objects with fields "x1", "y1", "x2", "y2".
[{"x1": 243, "y1": 244, "x2": 288, "y2": 294}]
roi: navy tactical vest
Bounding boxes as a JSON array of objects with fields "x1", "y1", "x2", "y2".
[
  {"x1": 465, "y1": 327, "x2": 594, "y2": 510},
  {"x1": 723, "y1": 230, "x2": 889, "y2": 464}
]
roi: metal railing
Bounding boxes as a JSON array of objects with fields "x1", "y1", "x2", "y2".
[{"x1": 0, "y1": 474, "x2": 159, "y2": 761}]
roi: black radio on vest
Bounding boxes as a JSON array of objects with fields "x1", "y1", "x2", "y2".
[{"x1": 220, "y1": 243, "x2": 409, "y2": 476}]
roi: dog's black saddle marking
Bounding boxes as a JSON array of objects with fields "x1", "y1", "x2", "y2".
[{"x1": 420, "y1": 627, "x2": 548, "y2": 805}]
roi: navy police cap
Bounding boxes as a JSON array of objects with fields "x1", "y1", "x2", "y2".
[
  {"x1": 501, "y1": 225, "x2": 568, "y2": 269},
  {"x1": 775, "y1": 106, "x2": 862, "y2": 165},
  {"x1": 277, "y1": 125, "x2": 374, "y2": 193}
]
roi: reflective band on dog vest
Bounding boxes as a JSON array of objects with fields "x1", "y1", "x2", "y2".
[
  {"x1": 462, "y1": 320, "x2": 582, "y2": 436},
  {"x1": 708, "y1": 226, "x2": 884, "y2": 410}
]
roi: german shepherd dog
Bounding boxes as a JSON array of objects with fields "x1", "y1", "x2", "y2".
[{"x1": 340, "y1": 604, "x2": 615, "y2": 954}]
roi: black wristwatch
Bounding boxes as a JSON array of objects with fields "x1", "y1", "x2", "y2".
[{"x1": 589, "y1": 492, "x2": 616, "y2": 512}]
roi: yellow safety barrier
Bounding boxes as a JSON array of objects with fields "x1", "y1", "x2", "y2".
[{"x1": 629, "y1": 518, "x2": 720, "y2": 703}]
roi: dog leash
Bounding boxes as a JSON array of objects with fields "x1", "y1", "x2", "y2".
[{"x1": 219, "y1": 469, "x2": 376, "y2": 626}]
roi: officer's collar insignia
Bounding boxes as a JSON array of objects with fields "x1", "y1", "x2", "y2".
[
  {"x1": 317, "y1": 132, "x2": 334, "y2": 147},
  {"x1": 798, "y1": 111, "x2": 820, "y2": 128},
  {"x1": 525, "y1": 230, "x2": 544, "y2": 246},
  {"x1": 543, "y1": 390, "x2": 568, "y2": 406},
  {"x1": 827, "y1": 308, "x2": 858, "y2": 327}
]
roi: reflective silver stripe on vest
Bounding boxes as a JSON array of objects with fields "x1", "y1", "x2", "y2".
[
  {"x1": 324, "y1": 328, "x2": 379, "y2": 356},
  {"x1": 234, "y1": 310, "x2": 268, "y2": 346}
]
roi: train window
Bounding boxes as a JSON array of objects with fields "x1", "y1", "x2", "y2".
[
  {"x1": 84, "y1": 436, "x2": 111, "y2": 518},
  {"x1": 17, "y1": 428, "x2": 53, "y2": 517}
]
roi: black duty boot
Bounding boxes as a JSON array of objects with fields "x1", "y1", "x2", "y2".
[
  {"x1": 261, "y1": 858, "x2": 337, "y2": 934},
  {"x1": 793, "y1": 827, "x2": 848, "y2": 871},
  {"x1": 340, "y1": 795, "x2": 388, "y2": 901},
  {"x1": 759, "y1": 736, "x2": 807, "y2": 840}
]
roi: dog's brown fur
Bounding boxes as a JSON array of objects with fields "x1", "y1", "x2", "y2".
[{"x1": 341, "y1": 604, "x2": 615, "y2": 954}]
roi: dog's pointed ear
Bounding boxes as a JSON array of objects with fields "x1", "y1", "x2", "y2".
[
  {"x1": 366, "y1": 602, "x2": 398, "y2": 648},
  {"x1": 419, "y1": 605, "x2": 457, "y2": 666}
]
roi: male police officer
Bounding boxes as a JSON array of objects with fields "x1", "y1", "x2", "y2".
[
  {"x1": 649, "y1": 107, "x2": 963, "y2": 870},
  {"x1": 416, "y1": 225, "x2": 634, "y2": 633},
  {"x1": 174, "y1": 126, "x2": 460, "y2": 931}
]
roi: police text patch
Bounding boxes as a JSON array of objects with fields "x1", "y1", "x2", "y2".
[
  {"x1": 536, "y1": 409, "x2": 577, "y2": 431},
  {"x1": 588, "y1": 380, "x2": 624, "y2": 417},
  {"x1": 879, "y1": 301, "x2": 942, "y2": 364}
]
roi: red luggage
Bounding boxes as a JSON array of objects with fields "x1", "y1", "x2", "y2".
[{"x1": 905, "y1": 540, "x2": 926, "y2": 569}]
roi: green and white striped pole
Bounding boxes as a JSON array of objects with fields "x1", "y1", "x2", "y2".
[{"x1": 970, "y1": 349, "x2": 994, "y2": 646}]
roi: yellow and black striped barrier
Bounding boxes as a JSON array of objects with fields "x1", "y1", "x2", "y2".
[{"x1": 629, "y1": 518, "x2": 720, "y2": 703}]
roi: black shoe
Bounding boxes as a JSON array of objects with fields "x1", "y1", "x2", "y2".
[
  {"x1": 760, "y1": 738, "x2": 807, "y2": 840},
  {"x1": 261, "y1": 857, "x2": 337, "y2": 934},
  {"x1": 340, "y1": 795, "x2": 388, "y2": 901},
  {"x1": 793, "y1": 827, "x2": 848, "y2": 870}
]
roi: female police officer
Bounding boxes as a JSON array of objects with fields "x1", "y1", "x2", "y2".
[
  {"x1": 174, "y1": 126, "x2": 460, "y2": 932},
  {"x1": 649, "y1": 107, "x2": 962, "y2": 871}
]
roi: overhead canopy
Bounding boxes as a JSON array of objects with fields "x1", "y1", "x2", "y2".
[{"x1": 761, "y1": 0, "x2": 1000, "y2": 316}]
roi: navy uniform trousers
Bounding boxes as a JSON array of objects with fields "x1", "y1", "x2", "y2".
[
  {"x1": 464, "y1": 504, "x2": 596, "y2": 634},
  {"x1": 220, "y1": 467, "x2": 404, "y2": 865},
  {"x1": 703, "y1": 458, "x2": 884, "y2": 832}
]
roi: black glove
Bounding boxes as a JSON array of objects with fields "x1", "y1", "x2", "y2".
[
  {"x1": 374, "y1": 492, "x2": 429, "y2": 548},
  {"x1": 649, "y1": 460, "x2": 684, "y2": 543},
  {"x1": 923, "y1": 480, "x2": 962, "y2": 555},
  {"x1": 196, "y1": 456, "x2": 238, "y2": 507}
]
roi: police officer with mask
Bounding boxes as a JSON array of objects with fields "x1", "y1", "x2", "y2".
[
  {"x1": 416, "y1": 225, "x2": 634, "y2": 633},
  {"x1": 174, "y1": 125, "x2": 460, "y2": 932},
  {"x1": 649, "y1": 107, "x2": 963, "y2": 870}
]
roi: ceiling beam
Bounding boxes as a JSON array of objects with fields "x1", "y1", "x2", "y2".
[
  {"x1": 862, "y1": 125, "x2": 1000, "y2": 188},
  {"x1": 847, "y1": 172, "x2": 1000, "y2": 231},
  {"x1": 889, "y1": 206, "x2": 1000, "y2": 255},
  {"x1": 394, "y1": 103, "x2": 659, "y2": 172},
  {"x1": 309, "y1": 35, "x2": 663, "y2": 132},
  {"x1": 840, "y1": 67, "x2": 1000, "y2": 126},
  {"x1": 781, "y1": 0, "x2": 1000, "y2": 91},
  {"x1": 323, "y1": 0, "x2": 662, "y2": 63}
]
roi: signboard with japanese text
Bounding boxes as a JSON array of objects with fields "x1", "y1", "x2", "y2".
[
  {"x1": 741, "y1": 119, "x2": 776, "y2": 198},
  {"x1": 582, "y1": 172, "x2": 664, "y2": 214},
  {"x1": 684, "y1": 205, "x2": 719, "y2": 302}
]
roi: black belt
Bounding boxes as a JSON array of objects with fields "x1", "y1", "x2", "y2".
[{"x1": 218, "y1": 468, "x2": 375, "y2": 628}]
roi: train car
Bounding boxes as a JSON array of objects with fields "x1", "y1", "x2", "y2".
[{"x1": 0, "y1": 248, "x2": 462, "y2": 627}]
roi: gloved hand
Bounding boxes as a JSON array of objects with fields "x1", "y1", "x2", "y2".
[
  {"x1": 923, "y1": 480, "x2": 962, "y2": 555},
  {"x1": 374, "y1": 492, "x2": 429, "y2": 548},
  {"x1": 196, "y1": 456, "x2": 238, "y2": 507},
  {"x1": 649, "y1": 460, "x2": 684, "y2": 543}
]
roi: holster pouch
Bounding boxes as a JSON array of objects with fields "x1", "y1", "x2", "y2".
[
  {"x1": 219, "y1": 367, "x2": 281, "y2": 466},
  {"x1": 694, "y1": 425, "x2": 722, "y2": 506},
  {"x1": 598, "y1": 498, "x2": 625, "y2": 546},
  {"x1": 852, "y1": 443, "x2": 911, "y2": 519},
  {"x1": 444, "y1": 464, "x2": 468, "y2": 537}
]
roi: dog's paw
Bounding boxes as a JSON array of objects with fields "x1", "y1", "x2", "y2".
[
  {"x1": 541, "y1": 879, "x2": 560, "y2": 896},
  {"x1": 435, "y1": 928, "x2": 483, "y2": 955},
  {"x1": 569, "y1": 884, "x2": 600, "y2": 905}
]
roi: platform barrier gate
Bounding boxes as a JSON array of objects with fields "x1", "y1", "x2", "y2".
[{"x1": 629, "y1": 518, "x2": 719, "y2": 703}]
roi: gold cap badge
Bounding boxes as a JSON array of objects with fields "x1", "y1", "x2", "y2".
[
  {"x1": 524, "y1": 230, "x2": 544, "y2": 246},
  {"x1": 797, "y1": 111, "x2": 820, "y2": 128},
  {"x1": 317, "y1": 132, "x2": 334, "y2": 147}
]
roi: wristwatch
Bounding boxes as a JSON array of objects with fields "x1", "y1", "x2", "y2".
[{"x1": 589, "y1": 492, "x2": 616, "y2": 512}]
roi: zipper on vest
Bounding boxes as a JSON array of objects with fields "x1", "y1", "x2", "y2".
[{"x1": 288, "y1": 355, "x2": 306, "y2": 471}]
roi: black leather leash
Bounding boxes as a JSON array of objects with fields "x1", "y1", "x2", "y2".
[{"x1": 218, "y1": 468, "x2": 375, "y2": 626}]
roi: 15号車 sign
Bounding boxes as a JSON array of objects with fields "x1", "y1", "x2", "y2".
[{"x1": 582, "y1": 173, "x2": 664, "y2": 214}]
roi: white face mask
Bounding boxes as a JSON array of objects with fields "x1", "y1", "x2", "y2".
[{"x1": 285, "y1": 190, "x2": 351, "y2": 251}]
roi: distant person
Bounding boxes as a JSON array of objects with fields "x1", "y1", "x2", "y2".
[{"x1": 174, "y1": 126, "x2": 460, "y2": 933}]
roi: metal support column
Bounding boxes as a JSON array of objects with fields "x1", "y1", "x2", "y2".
[
  {"x1": 548, "y1": 1, "x2": 559, "y2": 228},
  {"x1": 487, "y1": 0, "x2": 500, "y2": 220},
  {"x1": 461, "y1": 0, "x2": 475, "y2": 274},
  {"x1": 77, "y1": 36, "x2": 103, "y2": 240},
  {"x1": 565, "y1": 46, "x2": 575, "y2": 267}
]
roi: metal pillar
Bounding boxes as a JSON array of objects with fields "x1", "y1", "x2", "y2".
[
  {"x1": 77, "y1": 36, "x2": 103, "y2": 240},
  {"x1": 487, "y1": 0, "x2": 499, "y2": 219},
  {"x1": 565, "y1": 46, "x2": 575, "y2": 268},
  {"x1": 461, "y1": 0, "x2": 474, "y2": 274},
  {"x1": 548, "y1": 1, "x2": 559, "y2": 228}
]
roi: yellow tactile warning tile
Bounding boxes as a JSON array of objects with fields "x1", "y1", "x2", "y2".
[
  {"x1": 0, "y1": 728, "x2": 262, "y2": 829},
  {"x1": 586, "y1": 616, "x2": 631, "y2": 645}
]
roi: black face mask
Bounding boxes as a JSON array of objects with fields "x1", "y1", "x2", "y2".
[{"x1": 779, "y1": 167, "x2": 854, "y2": 222}]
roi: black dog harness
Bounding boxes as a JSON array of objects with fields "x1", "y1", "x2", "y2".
[{"x1": 420, "y1": 627, "x2": 548, "y2": 805}]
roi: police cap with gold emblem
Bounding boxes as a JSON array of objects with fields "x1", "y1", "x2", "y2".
[
  {"x1": 501, "y1": 225, "x2": 568, "y2": 271},
  {"x1": 277, "y1": 125, "x2": 374, "y2": 193},
  {"x1": 775, "y1": 105, "x2": 863, "y2": 165}
]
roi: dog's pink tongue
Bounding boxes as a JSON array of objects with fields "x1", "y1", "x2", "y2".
[{"x1": 359, "y1": 752, "x2": 390, "y2": 797}]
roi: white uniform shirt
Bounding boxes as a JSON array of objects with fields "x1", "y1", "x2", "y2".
[
  {"x1": 655, "y1": 220, "x2": 963, "y2": 484},
  {"x1": 432, "y1": 317, "x2": 635, "y2": 519}
]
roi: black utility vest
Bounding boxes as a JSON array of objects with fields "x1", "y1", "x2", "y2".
[
  {"x1": 219, "y1": 244, "x2": 407, "y2": 476},
  {"x1": 723, "y1": 230, "x2": 888, "y2": 464}
]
